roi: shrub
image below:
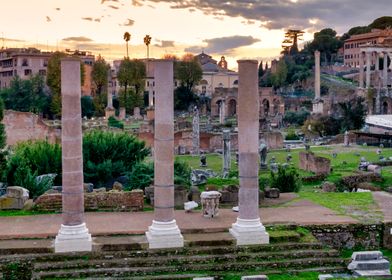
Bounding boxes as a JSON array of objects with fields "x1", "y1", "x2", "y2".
[
  {"x1": 108, "y1": 116, "x2": 124, "y2": 129},
  {"x1": 83, "y1": 130, "x2": 150, "y2": 187},
  {"x1": 270, "y1": 166, "x2": 301, "y2": 193},
  {"x1": 5, "y1": 141, "x2": 62, "y2": 191},
  {"x1": 285, "y1": 128, "x2": 300, "y2": 140},
  {"x1": 125, "y1": 159, "x2": 192, "y2": 190}
]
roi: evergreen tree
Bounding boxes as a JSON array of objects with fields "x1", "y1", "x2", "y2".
[{"x1": 258, "y1": 61, "x2": 264, "y2": 78}]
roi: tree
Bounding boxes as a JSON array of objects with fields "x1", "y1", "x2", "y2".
[
  {"x1": 283, "y1": 29, "x2": 304, "y2": 55},
  {"x1": 123, "y1": 32, "x2": 131, "y2": 58},
  {"x1": 175, "y1": 54, "x2": 203, "y2": 94},
  {"x1": 81, "y1": 96, "x2": 95, "y2": 118},
  {"x1": 271, "y1": 59, "x2": 288, "y2": 88},
  {"x1": 338, "y1": 97, "x2": 366, "y2": 131},
  {"x1": 46, "y1": 52, "x2": 85, "y2": 117},
  {"x1": 0, "y1": 75, "x2": 50, "y2": 114},
  {"x1": 117, "y1": 58, "x2": 146, "y2": 95},
  {"x1": 174, "y1": 85, "x2": 199, "y2": 110},
  {"x1": 258, "y1": 61, "x2": 264, "y2": 78},
  {"x1": 307, "y1": 28, "x2": 343, "y2": 64},
  {"x1": 118, "y1": 89, "x2": 143, "y2": 114},
  {"x1": 369, "y1": 16, "x2": 392, "y2": 30},
  {"x1": 92, "y1": 55, "x2": 110, "y2": 96}
]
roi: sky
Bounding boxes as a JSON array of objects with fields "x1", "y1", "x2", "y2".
[{"x1": 1, "y1": 0, "x2": 391, "y2": 68}]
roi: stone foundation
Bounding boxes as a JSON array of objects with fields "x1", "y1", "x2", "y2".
[
  {"x1": 34, "y1": 190, "x2": 144, "y2": 212},
  {"x1": 299, "y1": 152, "x2": 331, "y2": 175}
]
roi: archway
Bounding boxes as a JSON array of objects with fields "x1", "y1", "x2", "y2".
[
  {"x1": 383, "y1": 101, "x2": 389, "y2": 114},
  {"x1": 262, "y1": 99, "x2": 270, "y2": 117},
  {"x1": 228, "y1": 99, "x2": 237, "y2": 116}
]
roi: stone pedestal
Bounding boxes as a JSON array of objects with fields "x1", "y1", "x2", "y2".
[
  {"x1": 145, "y1": 60, "x2": 183, "y2": 249},
  {"x1": 146, "y1": 108, "x2": 155, "y2": 121},
  {"x1": 119, "y1": 107, "x2": 126, "y2": 120},
  {"x1": 200, "y1": 191, "x2": 221, "y2": 218},
  {"x1": 55, "y1": 58, "x2": 91, "y2": 253},
  {"x1": 105, "y1": 107, "x2": 115, "y2": 119},
  {"x1": 344, "y1": 131, "x2": 350, "y2": 147},
  {"x1": 312, "y1": 100, "x2": 324, "y2": 114},
  {"x1": 230, "y1": 60, "x2": 269, "y2": 245}
]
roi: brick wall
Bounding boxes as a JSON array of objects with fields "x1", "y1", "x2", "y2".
[
  {"x1": 34, "y1": 190, "x2": 144, "y2": 212},
  {"x1": 299, "y1": 152, "x2": 331, "y2": 175}
]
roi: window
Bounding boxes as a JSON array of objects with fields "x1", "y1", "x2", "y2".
[
  {"x1": 39, "y1": 69, "x2": 46, "y2": 76},
  {"x1": 22, "y1": 59, "x2": 28, "y2": 67},
  {"x1": 24, "y1": 69, "x2": 32, "y2": 76},
  {"x1": 43, "y1": 59, "x2": 48, "y2": 67}
]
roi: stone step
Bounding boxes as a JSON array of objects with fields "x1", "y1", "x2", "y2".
[
  {"x1": 33, "y1": 249, "x2": 340, "y2": 271},
  {"x1": 348, "y1": 259, "x2": 390, "y2": 271},
  {"x1": 351, "y1": 251, "x2": 384, "y2": 261},
  {"x1": 33, "y1": 257, "x2": 346, "y2": 279},
  {"x1": 353, "y1": 269, "x2": 392, "y2": 277}
]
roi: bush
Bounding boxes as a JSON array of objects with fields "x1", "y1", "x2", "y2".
[
  {"x1": 81, "y1": 96, "x2": 95, "y2": 118},
  {"x1": 5, "y1": 141, "x2": 61, "y2": 198},
  {"x1": 285, "y1": 128, "x2": 300, "y2": 140},
  {"x1": 83, "y1": 130, "x2": 150, "y2": 187},
  {"x1": 126, "y1": 159, "x2": 192, "y2": 190},
  {"x1": 108, "y1": 116, "x2": 124, "y2": 129},
  {"x1": 270, "y1": 166, "x2": 301, "y2": 193}
]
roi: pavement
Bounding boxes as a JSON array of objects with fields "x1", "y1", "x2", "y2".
[
  {"x1": 373, "y1": 191, "x2": 392, "y2": 223},
  {"x1": 0, "y1": 198, "x2": 357, "y2": 240}
]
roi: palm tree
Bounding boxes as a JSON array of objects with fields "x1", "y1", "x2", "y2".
[
  {"x1": 123, "y1": 32, "x2": 131, "y2": 58},
  {"x1": 144, "y1": 35, "x2": 151, "y2": 60}
]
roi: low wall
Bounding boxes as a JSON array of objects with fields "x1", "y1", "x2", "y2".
[
  {"x1": 307, "y1": 224, "x2": 382, "y2": 250},
  {"x1": 34, "y1": 190, "x2": 144, "y2": 212},
  {"x1": 299, "y1": 152, "x2": 331, "y2": 175}
]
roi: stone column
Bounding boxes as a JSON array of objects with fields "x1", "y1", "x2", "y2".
[
  {"x1": 384, "y1": 52, "x2": 388, "y2": 88},
  {"x1": 376, "y1": 52, "x2": 380, "y2": 71},
  {"x1": 146, "y1": 60, "x2": 183, "y2": 249},
  {"x1": 359, "y1": 51, "x2": 365, "y2": 88},
  {"x1": 314, "y1": 50, "x2": 321, "y2": 100},
  {"x1": 376, "y1": 89, "x2": 381, "y2": 115},
  {"x1": 219, "y1": 100, "x2": 226, "y2": 124},
  {"x1": 192, "y1": 107, "x2": 200, "y2": 156},
  {"x1": 230, "y1": 60, "x2": 269, "y2": 245},
  {"x1": 148, "y1": 83, "x2": 154, "y2": 107},
  {"x1": 366, "y1": 51, "x2": 371, "y2": 88},
  {"x1": 55, "y1": 58, "x2": 92, "y2": 253},
  {"x1": 222, "y1": 129, "x2": 231, "y2": 178},
  {"x1": 344, "y1": 131, "x2": 350, "y2": 147}
]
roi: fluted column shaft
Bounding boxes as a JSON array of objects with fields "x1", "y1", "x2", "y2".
[{"x1": 315, "y1": 51, "x2": 321, "y2": 99}]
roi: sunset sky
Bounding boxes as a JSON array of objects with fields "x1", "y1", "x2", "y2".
[{"x1": 1, "y1": 0, "x2": 391, "y2": 68}]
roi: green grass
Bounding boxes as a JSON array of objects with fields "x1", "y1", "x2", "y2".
[
  {"x1": 0, "y1": 210, "x2": 55, "y2": 216},
  {"x1": 177, "y1": 153, "x2": 237, "y2": 175}
]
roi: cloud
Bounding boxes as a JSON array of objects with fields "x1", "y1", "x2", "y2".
[
  {"x1": 3, "y1": 37, "x2": 25, "y2": 43},
  {"x1": 139, "y1": 0, "x2": 392, "y2": 33},
  {"x1": 101, "y1": 0, "x2": 119, "y2": 3},
  {"x1": 185, "y1": 35, "x2": 260, "y2": 54},
  {"x1": 82, "y1": 17, "x2": 93, "y2": 21},
  {"x1": 46, "y1": 16, "x2": 51, "y2": 22},
  {"x1": 108, "y1": 5, "x2": 119, "y2": 9},
  {"x1": 62, "y1": 36, "x2": 94, "y2": 42},
  {"x1": 120, "y1": 19, "x2": 135, "y2": 26},
  {"x1": 55, "y1": 7, "x2": 60, "y2": 11},
  {"x1": 154, "y1": 40, "x2": 175, "y2": 48},
  {"x1": 132, "y1": 0, "x2": 143, "y2": 6}
]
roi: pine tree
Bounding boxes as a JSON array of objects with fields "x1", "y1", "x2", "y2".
[{"x1": 258, "y1": 61, "x2": 264, "y2": 78}]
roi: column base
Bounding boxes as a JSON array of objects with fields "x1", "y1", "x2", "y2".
[
  {"x1": 54, "y1": 223, "x2": 92, "y2": 253},
  {"x1": 230, "y1": 218, "x2": 269, "y2": 246},
  {"x1": 146, "y1": 220, "x2": 184, "y2": 249}
]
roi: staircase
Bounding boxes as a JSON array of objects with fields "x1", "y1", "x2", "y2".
[{"x1": 0, "y1": 228, "x2": 348, "y2": 280}]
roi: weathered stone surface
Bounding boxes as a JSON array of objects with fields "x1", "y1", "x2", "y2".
[
  {"x1": 174, "y1": 186, "x2": 188, "y2": 207},
  {"x1": 0, "y1": 186, "x2": 29, "y2": 210},
  {"x1": 145, "y1": 186, "x2": 154, "y2": 205},
  {"x1": 341, "y1": 173, "x2": 382, "y2": 192},
  {"x1": 191, "y1": 169, "x2": 215, "y2": 186},
  {"x1": 219, "y1": 185, "x2": 239, "y2": 204},
  {"x1": 241, "y1": 276, "x2": 268, "y2": 280},
  {"x1": 188, "y1": 186, "x2": 201, "y2": 203},
  {"x1": 299, "y1": 152, "x2": 331, "y2": 175},
  {"x1": 348, "y1": 251, "x2": 391, "y2": 276},
  {"x1": 83, "y1": 183, "x2": 94, "y2": 193},
  {"x1": 321, "y1": 182, "x2": 336, "y2": 193},
  {"x1": 201, "y1": 191, "x2": 221, "y2": 218},
  {"x1": 184, "y1": 201, "x2": 198, "y2": 212},
  {"x1": 112, "y1": 181, "x2": 123, "y2": 192},
  {"x1": 367, "y1": 164, "x2": 381, "y2": 175},
  {"x1": 34, "y1": 190, "x2": 144, "y2": 212},
  {"x1": 264, "y1": 188, "x2": 280, "y2": 199}
]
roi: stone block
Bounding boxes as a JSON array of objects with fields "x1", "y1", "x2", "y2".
[
  {"x1": 241, "y1": 275, "x2": 268, "y2": 280},
  {"x1": 201, "y1": 191, "x2": 221, "y2": 218},
  {"x1": 83, "y1": 183, "x2": 94, "y2": 193},
  {"x1": 352, "y1": 251, "x2": 383, "y2": 261},
  {"x1": 188, "y1": 186, "x2": 201, "y2": 203},
  {"x1": 184, "y1": 201, "x2": 198, "y2": 212},
  {"x1": 353, "y1": 269, "x2": 392, "y2": 277},
  {"x1": 112, "y1": 181, "x2": 123, "y2": 192},
  {"x1": 0, "y1": 186, "x2": 29, "y2": 210},
  {"x1": 321, "y1": 182, "x2": 336, "y2": 192},
  {"x1": 349, "y1": 259, "x2": 390, "y2": 271},
  {"x1": 264, "y1": 188, "x2": 280, "y2": 199},
  {"x1": 367, "y1": 164, "x2": 382, "y2": 175},
  {"x1": 6, "y1": 186, "x2": 29, "y2": 198},
  {"x1": 174, "y1": 185, "x2": 188, "y2": 207},
  {"x1": 318, "y1": 275, "x2": 333, "y2": 280},
  {"x1": 219, "y1": 185, "x2": 239, "y2": 204}
]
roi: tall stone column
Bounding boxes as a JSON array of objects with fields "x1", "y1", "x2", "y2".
[
  {"x1": 192, "y1": 107, "x2": 200, "y2": 156},
  {"x1": 222, "y1": 129, "x2": 231, "y2": 178},
  {"x1": 148, "y1": 83, "x2": 154, "y2": 107},
  {"x1": 219, "y1": 100, "x2": 226, "y2": 124},
  {"x1": 376, "y1": 52, "x2": 380, "y2": 71},
  {"x1": 359, "y1": 52, "x2": 365, "y2": 88},
  {"x1": 230, "y1": 60, "x2": 269, "y2": 245},
  {"x1": 314, "y1": 50, "x2": 321, "y2": 100},
  {"x1": 384, "y1": 52, "x2": 389, "y2": 88},
  {"x1": 366, "y1": 51, "x2": 371, "y2": 88},
  {"x1": 105, "y1": 73, "x2": 115, "y2": 119},
  {"x1": 55, "y1": 58, "x2": 92, "y2": 253},
  {"x1": 146, "y1": 60, "x2": 184, "y2": 249}
]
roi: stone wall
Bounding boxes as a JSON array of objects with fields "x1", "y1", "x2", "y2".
[
  {"x1": 299, "y1": 152, "x2": 331, "y2": 175},
  {"x1": 383, "y1": 222, "x2": 392, "y2": 250},
  {"x1": 262, "y1": 132, "x2": 284, "y2": 150},
  {"x1": 3, "y1": 110, "x2": 61, "y2": 146},
  {"x1": 307, "y1": 224, "x2": 382, "y2": 250},
  {"x1": 34, "y1": 190, "x2": 144, "y2": 212}
]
